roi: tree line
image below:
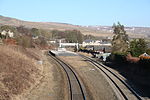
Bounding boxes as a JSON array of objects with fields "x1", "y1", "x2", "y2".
[{"x1": 51, "y1": 29, "x2": 96, "y2": 43}]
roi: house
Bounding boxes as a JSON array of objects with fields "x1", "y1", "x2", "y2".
[
  {"x1": 8, "y1": 30, "x2": 14, "y2": 37},
  {"x1": 0, "y1": 30, "x2": 14, "y2": 38},
  {"x1": 82, "y1": 39, "x2": 96, "y2": 47},
  {"x1": 82, "y1": 39, "x2": 112, "y2": 52},
  {"x1": 49, "y1": 40, "x2": 56, "y2": 43},
  {"x1": 1, "y1": 30, "x2": 7, "y2": 36},
  {"x1": 82, "y1": 39, "x2": 111, "y2": 47}
]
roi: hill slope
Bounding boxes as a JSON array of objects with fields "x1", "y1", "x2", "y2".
[
  {"x1": 0, "y1": 15, "x2": 106, "y2": 36},
  {"x1": 0, "y1": 45, "x2": 42, "y2": 100},
  {"x1": 0, "y1": 15, "x2": 149, "y2": 38}
]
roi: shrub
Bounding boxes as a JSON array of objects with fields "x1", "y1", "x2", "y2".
[
  {"x1": 146, "y1": 48, "x2": 150, "y2": 55},
  {"x1": 15, "y1": 35, "x2": 33, "y2": 48},
  {"x1": 130, "y1": 39, "x2": 147, "y2": 57},
  {"x1": 108, "y1": 52, "x2": 127, "y2": 64},
  {"x1": 3, "y1": 39, "x2": 17, "y2": 45}
]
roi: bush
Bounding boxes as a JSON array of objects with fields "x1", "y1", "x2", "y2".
[
  {"x1": 108, "y1": 52, "x2": 127, "y2": 64},
  {"x1": 146, "y1": 48, "x2": 150, "y2": 55},
  {"x1": 16, "y1": 35, "x2": 33, "y2": 48},
  {"x1": 130, "y1": 39, "x2": 147, "y2": 57}
]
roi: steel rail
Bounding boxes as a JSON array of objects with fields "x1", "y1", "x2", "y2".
[
  {"x1": 49, "y1": 52, "x2": 86, "y2": 100},
  {"x1": 80, "y1": 54, "x2": 143, "y2": 100}
]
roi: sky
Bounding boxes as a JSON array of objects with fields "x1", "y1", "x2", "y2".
[{"x1": 0, "y1": 0, "x2": 150, "y2": 27}]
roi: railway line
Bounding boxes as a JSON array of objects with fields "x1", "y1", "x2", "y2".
[
  {"x1": 80, "y1": 54, "x2": 143, "y2": 100},
  {"x1": 48, "y1": 52, "x2": 86, "y2": 100},
  {"x1": 48, "y1": 49, "x2": 144, "y2": 100}
]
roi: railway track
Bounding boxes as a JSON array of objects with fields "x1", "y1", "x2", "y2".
[
  {"x1": 80, "y1": 54, "x2": 143, "y2": 100},
  {"x1": 48, "y1": 52, "x2": 86, "y2": 100}
]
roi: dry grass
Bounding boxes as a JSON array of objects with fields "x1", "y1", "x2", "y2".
[{"x1": 0, "y1": 45, "x2": 42, "y2": 100}]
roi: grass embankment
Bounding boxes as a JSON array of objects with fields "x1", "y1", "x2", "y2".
[{"x1": 0, "y1": 45, "x2": 43, "y2": 100}]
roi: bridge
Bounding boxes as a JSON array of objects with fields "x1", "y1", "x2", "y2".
[{"x1": 59, "y1": 42, "x2": 79, "y2": 49}]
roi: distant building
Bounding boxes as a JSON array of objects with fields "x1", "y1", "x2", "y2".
[
  {"x1": 82, "y1": 39, "x2": 111, "y2": 47},
  {"x1": 1, "y1": 30, "x2": 7, "y2": 36},
  {"x1": 49, "y1": 40, "x2": 56, "y2": 43},
  {"x1": 0, "y1": 30, "x2": 14, "y2": 38},
  {"x1": 82, "y1": 39, "x2": 112, "y2": 52},
  {"x1": 8, "y1": 30, "x2": 14, "y2": 37}
]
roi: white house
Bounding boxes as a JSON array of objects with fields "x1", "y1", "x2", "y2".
[
  {"x1": 8, "y1": 30, "x2": 14, "y2": 37},
  {"x1": 1, "y1": 30, "x2": 7, "y2": 36},
  {"x1": 0, "y1": 30, "x2": 14, "y2": 38}
]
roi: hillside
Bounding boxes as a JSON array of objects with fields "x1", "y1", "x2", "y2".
[
  {"x1": 0, "y1": 15, "x2": 107, "y2": 37},
  {"x1": 0, "y1": 15, "x2": 149, "y2": 38},
  {"x1": 0, "y1": 45, "x2": 43, "y2": 100}
]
